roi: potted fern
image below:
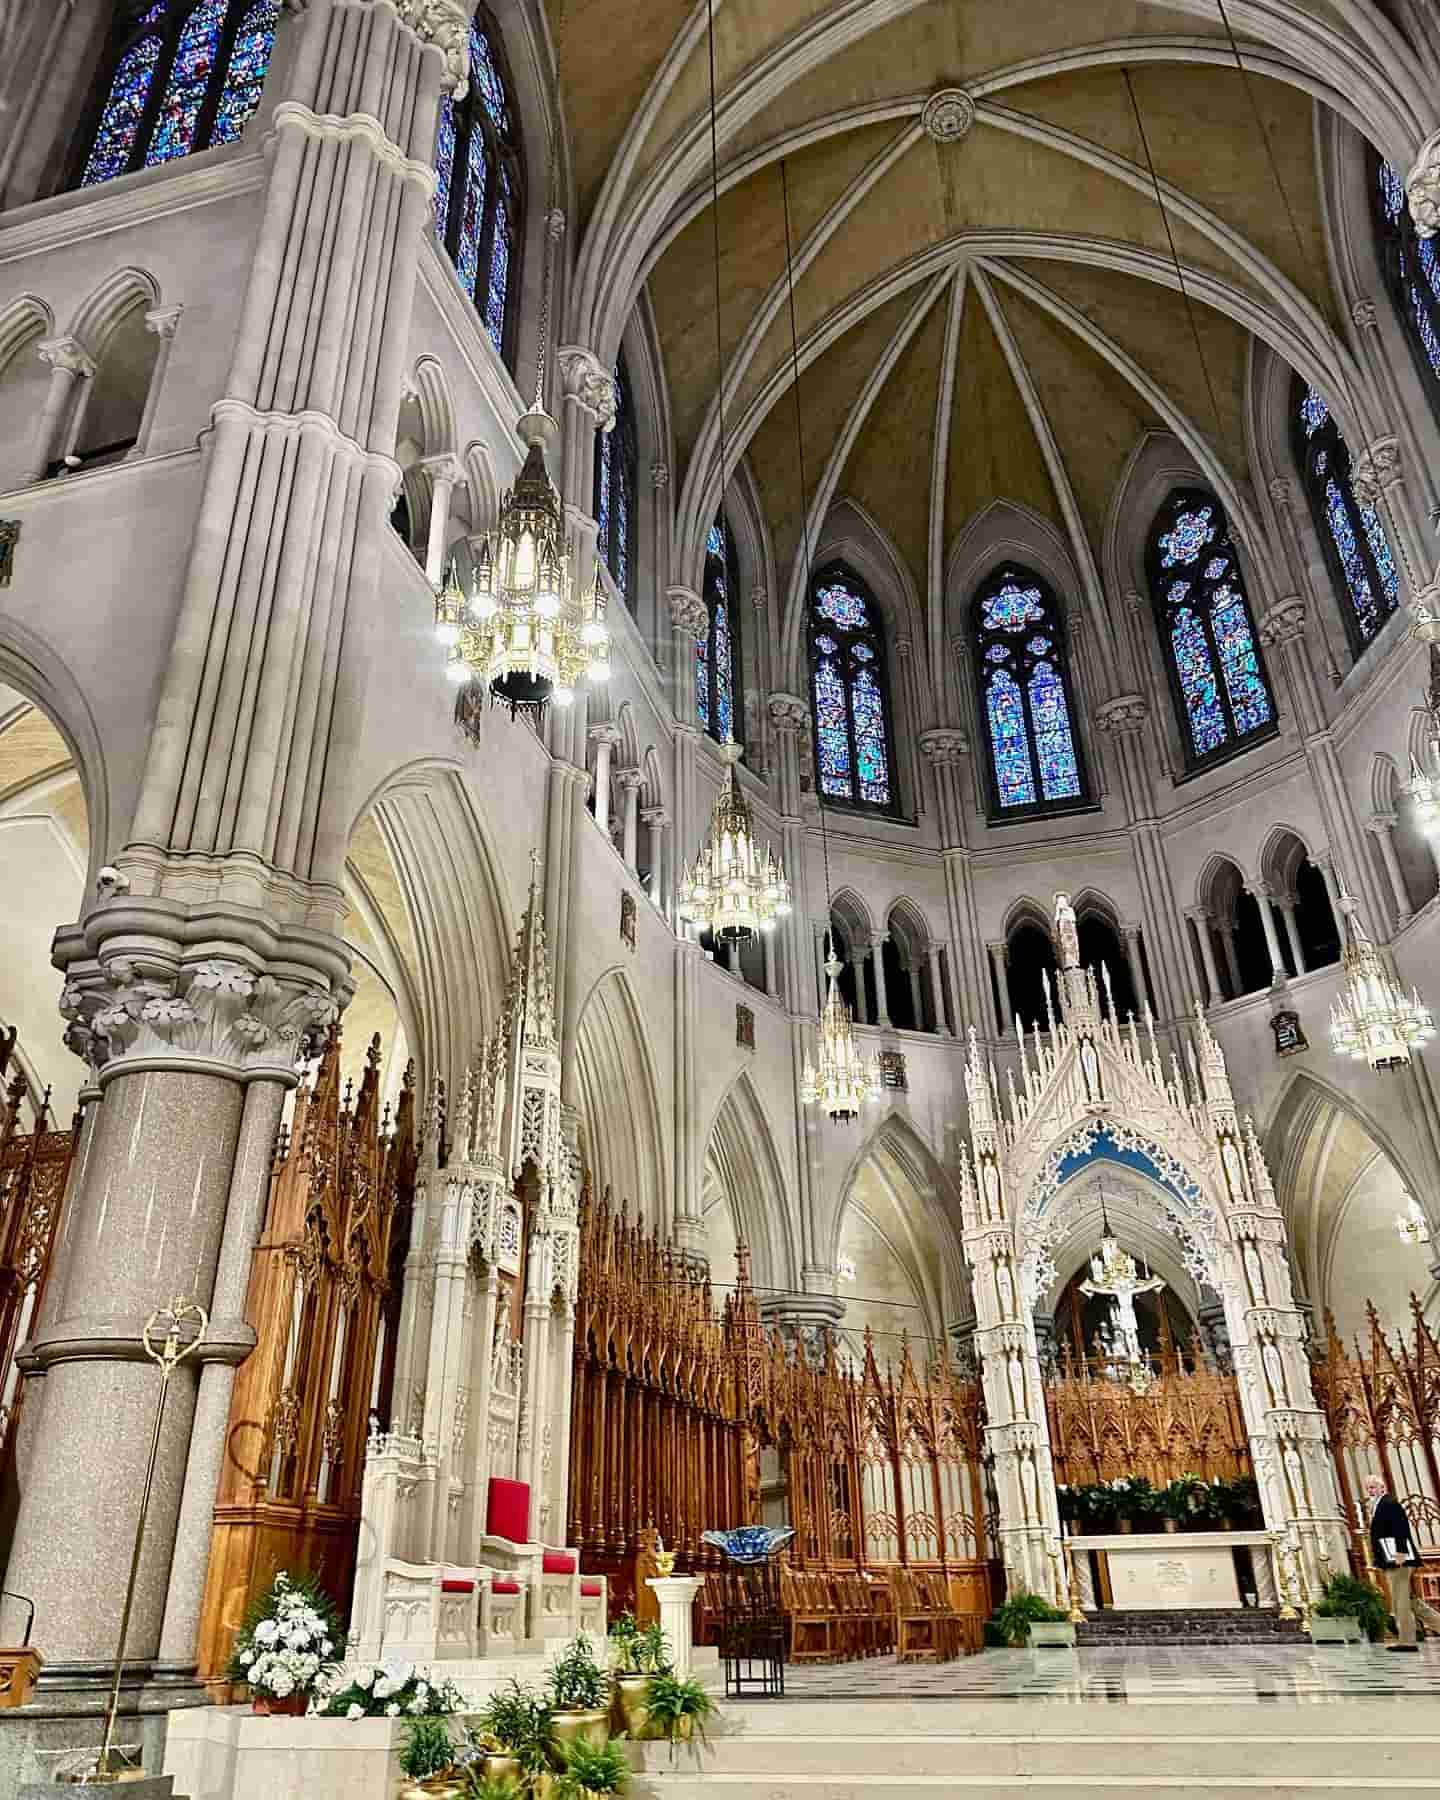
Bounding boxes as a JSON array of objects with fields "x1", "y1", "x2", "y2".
[
  {"x1": 609, "y1": 1616, "x2": 671, "y2": 1738},
  {"x1": 548, "y1": 1634, "x2": 610, "y2": 1754},
  {"x1": 556, "y1": 1736, "x2": 629, "y2": 1798},
  {"x1": 398, "y1": 1716, "x2": 459, "y2": 1797},
  {"x1": 1311, "y1": 1573, "x2": 1387, "y2": 1645},
  {"x1": 473, "y1": 1678, "x2": 546, "y2": 1786},
  {"x1": 643, "y1": 1670, "x2": 713, "y2": 1759},
  {"x1": 993, "y1": 1591, "x2": 1073, "y2": 1648}
]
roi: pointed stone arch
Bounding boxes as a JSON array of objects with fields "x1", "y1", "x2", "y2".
[
  {"x1": 702, "y1": 1068, "x2": 796, "y2": 1297},
  {"x1": 68, "y1": 266, "x2": 161, "y2": 356},
  {"x1": 573, "y1": 964, "x2": 667, "y2": 1235}
]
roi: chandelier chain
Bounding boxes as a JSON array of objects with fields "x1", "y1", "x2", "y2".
[{"x1": 706, "y1": 0, "x2": 731, "y2": 508}]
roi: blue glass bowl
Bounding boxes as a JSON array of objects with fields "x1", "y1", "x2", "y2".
[{"x1": 701, "y1": 1525, "x2": 796, "y2": 1564}]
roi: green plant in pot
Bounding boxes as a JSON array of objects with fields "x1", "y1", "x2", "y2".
[
  {"x1": 475, "y1": 1678, "x2": 550, "y2": 1787},
  {"x1": 549, "y1": 1635, "x2": 610, "y2": 1754},
  {"x1": 643, "y1": 1671, "x2": 714, "y2": 1760},
  {"x1": 992, "y1": 1591, "x2": 1066, "y2": 1648},
  {"x1": 1314, "y1": 1573, "x2": 1389, "y2": 1643},
  {"x1": 398, "y1": 1716, "x2": 459, "y2": 1798},
  {"x1": 555, "y1": 1736, "x2": 630, "y2": 1798},
  {"x1": 611, "y1": 1620, "x2": 671, "y2": 1738},
  {"x1": 1158, "y1": 1476, "x2": 1202, "y2": 1533},
  {"x1": 459, "y1": 1774, "x2": 523, "y2": 1800}
]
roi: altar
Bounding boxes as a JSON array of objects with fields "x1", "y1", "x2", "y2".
[{"x1": 1068, "y1": 1532, "x2": 1278, "y2": 1611}]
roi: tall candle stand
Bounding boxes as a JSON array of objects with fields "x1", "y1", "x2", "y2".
[
  {"x1": 1063, "y1": 1539, "x2": 1085, "y2": 1624},
  {"x1": 91, "y1": 1296, "x2": 208, "y2": 1783}
]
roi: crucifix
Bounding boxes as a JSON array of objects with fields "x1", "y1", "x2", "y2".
[{"x1": 1079, "y1": 1190, "x2": 1165, "y2": 1369}]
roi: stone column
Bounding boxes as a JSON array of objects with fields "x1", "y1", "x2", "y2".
[
  {"x1": 667, "y1": 587, "x2": 708, "y2": 729},
  {"x1": 926, "y1": 941, "x2": 951, "y2": 1036},
  {"x1": 1369, "y1": 812, "x2": 1413, "y2": 928},
  {"x1": 761, "y1": 929, "x2": 777, "y2": 1000},
  {"x1": 723, "y1": 939, "x2": 739, "y2": 976},
  {"x1": 849, "y1": 949, "x2": 870, "y2": 1025},
  {"x1": 27, "y1": 336, "x2": 94, "y2": 480},
  {"x1": 616, "y1": 767, "x2": 642, "y2": 871},
  {"x1": 905, "y1": 963, "x2": 924, "y2": 1032},
  {"x1": 1119, "y1": 924, "x2": 1147, "y2": 1016},
  {"x1": 588, "y1": 722, "x2": 620, "y2": 837},
  {"x1": 126, "y1": 306, "x2": 184, "y2": 461},
  {"x1": 869, "y1": 933, "x2": 892, "y2": 1027},
  {"x1": 1350, "y1": 434, "x2": 1437, "y2": 638},
  {"x1": 642, "y1": 806, "x2": 668, "y2": 912},
  {"x1": 987, "y1": 940, "x2": 1010, "y2": 1034},
  {"x1": 1313, "y1": 849, "x2": 1345, "y2": 926},
  {"x1": 421, "y1": 453, "x2": 463, "y2": 587},
  {"x1": 1217, "y1": 921, "x2": 1243, "y2": 996},
  {"x1": 1278, "y1": 900, "x2": 1307, "y2": 976},
  {"x1": 1248, "y1": 884, "x2": 1287, "y2": 982},
  {"x1": 645, "y1": 1575, "x2": 705, "y2": 1678},
  {"x1": 813, "y1": 923, "x2": 829, "y2": 1012},
  {"x1": 919, "y1": 727, "x2": 984, "y2": 1035},
  {"x1": 1185, "y1": 907, "x2": 1222, "y2": 1005}
]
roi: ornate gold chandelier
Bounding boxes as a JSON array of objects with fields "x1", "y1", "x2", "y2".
[
  {"x1": 677, "y1": 739, "x2": 790, "y2": 942},
  {"x1": 1329, "y1": 891, "x2": 1434, "y2": 1071},
  {"x1": 437, "y1": 410, "x2": 609, "y2": 721},
  {"x1": 801, "y1": 942, "x2": 881, "y2": 1122}
]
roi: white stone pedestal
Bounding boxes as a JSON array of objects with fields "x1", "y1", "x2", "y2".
[{"x1": 646, "y1": 1575, "x2": 705, "y2": 1677}]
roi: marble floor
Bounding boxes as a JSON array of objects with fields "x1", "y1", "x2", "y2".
[{"x1": 773, "y1": 1641, "x2": 1440, "y2": 1702}]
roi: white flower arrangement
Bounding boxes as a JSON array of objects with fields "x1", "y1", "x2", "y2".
[
  {"x1": 320, "y1": 1662, "x2": 468, "y2": 1720},
  {"x1": 227, "y1": 1571, "x2": 343, "y2": 1708}
]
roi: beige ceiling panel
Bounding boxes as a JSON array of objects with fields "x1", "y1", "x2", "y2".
[
  {"x1": 0, "y1": 706, "x2": 71, "y2": 803},
  {"x1": 347, "y1": 812, "x2": 420, "y2": 974},
  {"x1": 945, "y1": 288, "x2": 1062, "y2": 543}
]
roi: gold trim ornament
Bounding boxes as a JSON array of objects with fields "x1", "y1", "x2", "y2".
[
  {"x1": 440, "y1": 410, "x2": 609, "y2": 726},
  {"x1": 1328, "y1": 890, "x2": 1434, "y2": 1071},
  {"x1": 800, "y1": 943, "x2": 881, "y2": 1122},
  {"x1": 676, "y1": 739, "x2": 790, "y2": 943}
]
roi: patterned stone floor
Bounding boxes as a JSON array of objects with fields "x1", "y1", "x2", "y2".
[{"x1": 772, "y1": 1641, "x2": 1440, "y2": 1703}]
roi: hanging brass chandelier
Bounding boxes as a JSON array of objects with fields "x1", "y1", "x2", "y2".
[
  {"x1": 677, "y1": 738, "x2": 790, "y2": 942},
  {"x1": 1329, "y1": 890, "x2": 1434, "y2": 1071},
  {"x1": 801, "y1": 944, "x2": 882, "y2": 1122},
  {"x1": 439, "y1": 409, "x2": 609, "y2": 719}
]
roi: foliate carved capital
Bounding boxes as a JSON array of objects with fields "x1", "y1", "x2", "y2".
[
  {"x1": 919, "y1": 726, "x2": 969, "y2": 764},
  {"x1": 1259, "y1": 595, "x2": 1307, "y2": 646},
  {"x1": 1093, "y1": 693, "x2": 1149, "y2": 736},
  {"x1": 1349, "y1": 436, "x2": 1401, "y2": 508},
  {"x1": 1406, "y1": 130, "x2": 1440, "y2": 240},
  {"x1": 395, "y1": 0, "x2": 473, "y2": 94},
  {"x1": 59, "y1": 958, "x2": 338, "y2": 1083},
  {"x1": 558, "y1": 345, "x2": 618, "y2": 432},
  {"x1": 640, "y1": 806, "x2": 670, "y2": 829},
  {"x1": 1267, "y1": 476, "x2": 1295, "y2": 511},
  {"x1": 921, "y1": 87, "x2": 976, "y2": 143},
  {"x1": 587, "y1": 720, "x2": 621, "y2": 747},
  {"x1": 144, "y1": 305, "x2": 184, "y2": 342},
  {"x1": 1350, "y1": 298, "x2": 1379, "y2": 332},
  {"x1": 36, "y1": 336, "x2": 95, "y2": 380},
  {"x1": 667, "y1": 584, "x2": 708, "y2": 638},
  {"x1": 613, "y1": 766, "x2": 645, "y2": 793},
  {"x1": 768, "y1": 691, "x2": 808, "y2": 735}
]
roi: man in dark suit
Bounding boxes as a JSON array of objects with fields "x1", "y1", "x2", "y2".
[{"x1": 1365, "y1": 1474, "x2": 1440, "y2": 1651}]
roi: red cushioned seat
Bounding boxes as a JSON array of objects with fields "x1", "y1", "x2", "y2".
[
  {"x1": 440, "y1": 1579, "x2": 474, "y2": 1593},
  {"x1": 486, "y1": 1476, "x2": 530, "y2": 1542},
  {"x1": 542, "y1": 1551, "x2": 577, "y2": 1574},
  {"x1": 491, "y1": 1579, "x2": 521, "y2": 1595},
  {"x1": 580, "y1": 1580, "x2": 603, "y2": 1598}
]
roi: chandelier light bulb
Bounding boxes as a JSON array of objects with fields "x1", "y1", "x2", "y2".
[
  {"x1": 1329, "y1": 889, "x2": 1435, "y2": 1072},
  {"x1": 676, "y1": 738, "x2": 791, "y2": 944}
]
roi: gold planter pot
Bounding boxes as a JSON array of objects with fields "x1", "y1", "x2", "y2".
[
  {"x1": 482, "y1": 1753, "x2": 523, "y2": 1784},
  {"x1": 398, "y1": 1779, "x2": 460, "y2": 1799},
  {"x1": 551, "y1": 1706, "x2": 611, "y2": 1752},
  {"x1": 614, "y1": 1673, "x2": 655, "y2": 1739}
]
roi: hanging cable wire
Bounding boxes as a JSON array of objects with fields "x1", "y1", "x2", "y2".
[
  {"x1": 1212, "y1": 0, "x2": 1313, "y2": 280},
  {"x1": 705, "y1": 0, "x2": 731, "y2": 515}
]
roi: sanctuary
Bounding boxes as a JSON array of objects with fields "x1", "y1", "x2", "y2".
[{"x1": 0, "y1": 0, "x2": 1439, "y2": 1793}]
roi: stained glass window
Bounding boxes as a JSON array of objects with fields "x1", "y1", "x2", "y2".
[
  {"x1": 592, "y1": 351, "x2": 637, "y2": 604},
  {"x1": 1292, "y1": 378, "x2": 1400, "y2": 659},
  {"x1": 699, "y1": 512, "x2": 742, "y2": 743},
  {"x1": 974, "y1": 566, "x2": 1086, "y2": 816},
  {"x1": 807, "y1": 563, "x2": 894, "y2": 809},
  {"x1": 1374, "y1": 153, "x2": 1440, "y2": 419},
  {"x1": 432, "y1": 10, "x2": 524, "y2": 372},
  {"x1": 77, "y1": 0, "x2": 278, "y2": 187},
  {"x1": 1147, "y1": 489, "x2": 1276, "y2": 768}
]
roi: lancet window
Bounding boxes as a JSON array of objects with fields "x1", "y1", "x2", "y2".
[
  {"x1": 1374, "y1": 156, "x2": 1440, "y2": 420},
  {"x1": 433, "y1": 9, "x2": 524, "y2": 366},
  {"x1": 697, "y1": 512, "x2": 741, "y2": 743},
  {"x1": 807, "y1": 563, "x2": 895, "y2": 811},
  {"x1": 1146, "y1": 489, "x2": 1275, "y2": 770},
  {"x1": 973, "y1": 565, "x2": 1086, "y2": 818},
  {"x1": 593, "y1": 353, "x2": 637, "y2": 602},
  {"x1": 76, "y1": 0, "x2": 279, "y2": 187},
  {"x1": 1292, "y1": 383, "x2": 1400, "y2": 659}
]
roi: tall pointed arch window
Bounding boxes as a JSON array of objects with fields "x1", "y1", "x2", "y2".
[
  {"x1": 808, "y1": 563, "x2": 895, "y2": 811},
  {"x1": 1374, "y1": 155, "x2": 1440, "y2": 421},
  {"x1": 1292, "y1": 382, "x2": 1400, "y2": 658},
  {"x1": 433, "y1": 9, "x2": 524, "y2": 366},
  {"x1": 698, "y1": 512, "x2": 742, "y2": 744},
  {"x1": 1147, "y1": 489, "x2": 1276, "y2": 770},
  {"x1": 76, "y1": 0, "x2": 279, "y2": 187},
  {"x1": 973, "y1": 565, "x2": 1087, "y2": 818},
  {"x1": 593, "y1": 352, "x2": 637, "y2": 602}
]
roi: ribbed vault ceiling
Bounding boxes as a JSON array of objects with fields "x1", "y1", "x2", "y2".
[{"x1": 552, "y1": 0, "x2": 1430, "y2": 683}]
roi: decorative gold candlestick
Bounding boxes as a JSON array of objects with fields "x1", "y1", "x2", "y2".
[
  {"x1": 93, "y1": 1295, "x2": 208, "y2": 1783},
  {"x1": 1063, "y1": 1539, "x2": 1086, "y2": 1624}
]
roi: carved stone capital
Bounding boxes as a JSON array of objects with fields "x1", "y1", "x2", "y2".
[
  {"x1": 650, "y1": 460, "x2": 669, "y2": 490},
  {"x1": 768, "y1": 691, "x2": 808, "y2": 734},
  {"x1": 613, "y1": 766, "x2": 645, "y2": 793},
  {"x1": 749, "y1": 585, "x2": 767, "y2": 610},
  {"x1": 558, "y1": 345, "x2": 618, "y2": 432},
  {"x1": 587, "y1": 721, "x2": 621, "y2": 748},
  {"x1": 640, "y1": 806, "x2": 670, "y2": 829},
  {"x1": 144, "y1": 305, "x2": 184, "y2": 342},
  {"x1": 1368, "y1": 811, "x2": 1398, "y2": 834},
  {"x1": 546, "y1": 207, "x2": 566, "y2": 242},
  {"x1": 1349, "y1": 436, "x2": 1401, "y2": 507},
  {"x1": 1267, "y1": 476, "x2": 1295, "y2": 511},
  {"x1": 1093, "y1": 693, "x2": 1149, "y2": 735},
  {"x1": 420, "y1": 452, "x2": 465, "y2": 490},
  {"x1": 1406, "y1": 130, "x2": 1440, "y2": 240},
  {"x1": 394, "y1": 0, "x2": 473, "y2": 93},
  {"x1": 1259, "y1": 595, "x2": 1307, "y2": 646},
  {"x1": 1350, "y1": 298, "x2": 1379, "y2": 332},
  {"x1": 1410, "y1": 583, "x2": 1440, "y2": 644},
  {"x1": 921, "y1": 87, "x2": 976, "y2": 144},
  {"x1": 919, "y1": 726, "x2": 969, "y2": 763},
  {"x1": 667, "y1": 584, "x2": 708, "y2": 638},
  {"x1": 36, "y1": 336, "x2": 95, "y2": 380}
]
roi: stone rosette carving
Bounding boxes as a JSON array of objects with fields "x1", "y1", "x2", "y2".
[
  {"x1": 919, "y1": 726, "x2": 970, "y2": 763},
  {"x1": 1093, "y1": 694, "x2": 1149, "y2": 736},
  {"x1": 1258, "y1": 596, "x2": 1307, "y2": 646},
  {"x1": 59, "y1": 958, "x2": 338, "y2": 1078},
  {"x1": 667, "y1": 585, "x2": 708, "y2": 638},
  {"x1": 921, "y1": 88, "x2": 976, "y2": 144},
  {"x1": 1406, "y1": 131, "x2": 1440, "y2": 240},
  {"x1": 558, "y1": 345, "x2": 618, "y2": 433},
  {"x1": 1348, "y1": 437, "x2": 1400, "y2": 508}
]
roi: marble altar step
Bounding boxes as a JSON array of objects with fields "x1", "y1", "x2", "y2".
[{"x1": 1077, "y1": 1607, "x2": 1306, "y2": 1646}]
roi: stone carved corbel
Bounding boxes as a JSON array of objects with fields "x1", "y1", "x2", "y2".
[
  {"x1": 1406, "y1": 131, "x2": 1440, "y2": 240},
  {"x1": 1348, "y1": 437, "x2": 1401, "y2": 509},
  {"x1": 1093, "y1": 694, "x2": 1149, "y2": 735},
  {"x1": 558, "y1": 346, "x2": 618, "y2": 433},
  {"x1": 667, "y1": 585, "x2": 709, "y2": 639},
  {"x1": 1258, "y1": 596, "x2": 1307, "y2": 647},
  {"x1": 918, "y1": 726, "x2": 970, "y2": 762},
  {"x1": 767, "y1": 691, "x2": 808, "y2": 735}
]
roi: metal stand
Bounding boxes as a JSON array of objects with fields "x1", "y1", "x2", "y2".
[{"x1": 717, "y1": 1559, "x2": 786, "y2": 1700}]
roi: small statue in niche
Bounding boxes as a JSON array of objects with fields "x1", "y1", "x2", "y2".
[
  {"x1": 736, "y1": 1003, "x2": 755, "y2": 1049},
  {"x1": 491, "y1": 1285, "x2": 513, "y2": 1388},
  {"x1": 1053, "y1": 892, "x2": 1081, "y2": 970}
]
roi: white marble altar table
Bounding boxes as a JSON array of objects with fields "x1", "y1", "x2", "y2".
[{"x1": 1067, "y1": 1530, "x2": 1277, "y2": 1610}]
